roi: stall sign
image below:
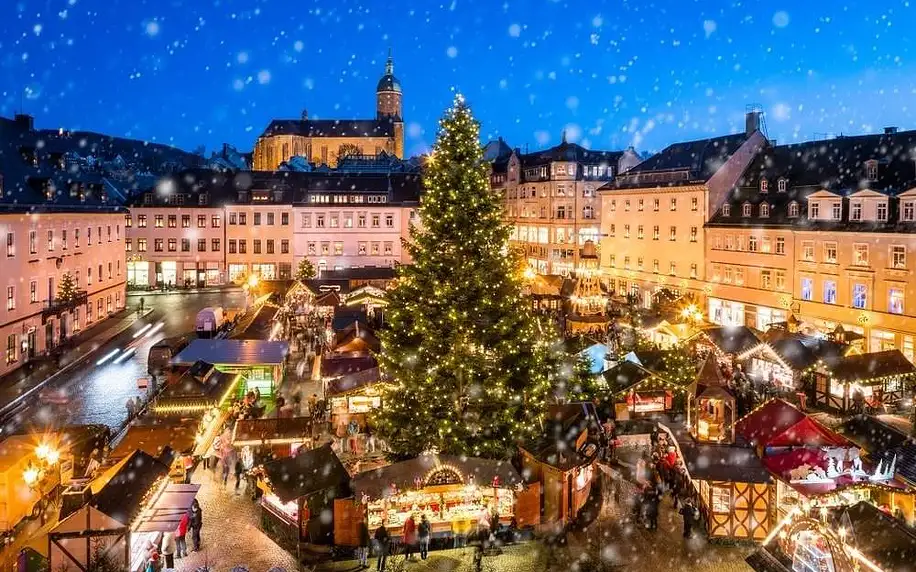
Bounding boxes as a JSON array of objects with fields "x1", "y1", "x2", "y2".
[
  {"x1": 625, "y1": 391, "x2": 672, "y2": 412},
  {"x1": 348, "y1": 395, "x2": 381, "y2": 414}
]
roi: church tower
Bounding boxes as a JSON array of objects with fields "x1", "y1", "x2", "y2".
[{"x1": 376, "y1": 50, "x2": 404, "y2": 158}]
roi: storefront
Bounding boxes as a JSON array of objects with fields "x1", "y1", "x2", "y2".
[
  {"x1": 601, "y1": 360, "x2": 683, "y2": 420},
  {"x1": 127, "y1": 260, "x2": 151, "y2": 287},
  {"x1": 708, "y1": 298, "x2": 744, "y2": 327},
  {"x1": 253, "y1": 263, "x2": 277, "y2": 280},
  {"x1": 335, "y1": 454, "x2": 535, "y2": 546},
  {"x1": 229, "y1": 263, "x2": 248, "y2": 282},
  {"x1": 326, "y1": 367, "x2": 390, "y2": 429},
  {"x1": 687, "y1": 358, "x2": 737, "y2": 444},
  {"x1": 157, "y1": 261, "x2": 177, "y2": 287},
  {"x1": 736, "y1": 341, "x2": 814, "y2": 391}
]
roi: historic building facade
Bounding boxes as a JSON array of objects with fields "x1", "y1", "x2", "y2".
[
  {"x1": 495, "y1": 135, "x2": 642, "y2": 275},
  {"x1": 706, "y1": 128, "x2": 916, "y2": 359},
  {"x1": 598, "y1": 113, "x2": 767, "y2": 308},
  {"x1": 252, "y1": 55, "x2": 404, "y2": 170}
]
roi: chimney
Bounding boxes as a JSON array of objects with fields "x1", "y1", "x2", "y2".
[
  {"x1": 885, "y1": 126, "x2": 899, "y2": 135},
  {"x1": 745, "y1": 110, "x2": 761, "y2": 135},
  {"x1": 14, "y1": 114, "x2": 34, "y2": 132}
]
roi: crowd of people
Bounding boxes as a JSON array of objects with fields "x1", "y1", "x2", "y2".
[{"x1": 143, "y1": 499, "x2": 203, "y2": 571}]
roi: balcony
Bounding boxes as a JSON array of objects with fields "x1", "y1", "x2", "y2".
[{"x1": 42, "y1": 290, "x2": 89, "y2": 319}]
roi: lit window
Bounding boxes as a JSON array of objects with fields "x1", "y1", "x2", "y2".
[
  {"x1": 831, "y1": 201, "x2": 841, "y2": 220},
  {"x1": 824, "y1": 242, "x2": 837, "y2": 263},
  {"x1": 788, "y1": 202, "x2": 799, "y2": 217},
  {"x1": 904, "y1": 201, "x2": 916, "y2": 222},
  {"x1": 851, "y1": 202, "x2": 862, "y2": 221},
  {"x1": 653, "y1": 198, "x2": 660, "y2": 211},
  {"x1": 748, "y1": 236, "x2": 758, "y2": 252},
  {"x1": 624, "y1": 225, "x2": 630, "y2": 239},
  {"x1": 653, "y1": 259, "x2": 659, "y2": 273},
  {"x1": 865, "y1": 160, "x2": 878, "y2": 182},
  {"x1": 877, "y1": 202, "x2": 888, "y2": 221},
  {"x1": 853, "y1": 283, "x2": 868, "y2": 309},
  {"x1": 777, "y1": 178, "x2": 787, "y2": 193},
  {"x1": 690, "y1": 226, "x2": 697, "y2": 242},
  {"x1": 761, "y1": 270, "x2": 771, "y2": 289},
  {"x1": 669, "y1": 261, "x2": 676, "y2": 275},
  {"x1": 809, "y1": 202, "x2": 820, "y2": 219},
  {"x1": 802, "y1": 241, "x2": 814, "y2": 261},
  {"x1": 690, "y1": 263, "x2": 697, "y2": 278},
  {"x1": 742, "y1": 203, "x2": 752, "y2": 217},
  {"x1": 653, "y1": 226, "x2": 660, "y2": 240},
  {"x1": 853, "y1": 244, "x2": 869, "y2": 266},
  {"x1": 637, "y1": 226, "x2": 644, "y2": 240},
  {"x1": 890, "y1": 288, "x2": 905, "y2": 314},
  {"x1": 669, "y1": 226, "x2": 676, "y2": 241},
  {"x1": 892, "y1": 245, "x2": 906, "y2": 269},
  {"x1": 760, "y1": 179, "x2": 768, "y2": 193},
  {"x1": 776, "y1": 237, "x2": 785, "y2": 255},
  {"x1": 759, "y1": 203, "x2": 769, "y2": 218},
  {"x1": 670, "y1": 198, "x2": 677, "y2": 211},
  {"x1": 775, "y1": 271, "x2": 786, "y2": 290},
  {"x1": 722, "y1": 204, "x2": 731, "y2": 216},
  {"x1": 637, "y1": 199, "x2": 644, "y2": 211},
  {"x1": 824, "y1": 281, "x2": 837, "y2": 304},
  {"x1": 801, "y1": 278, "x2": 813, "y2": 301},
  {"x1": 691, "y1": 197, "x2": 698, "y2": 211}
]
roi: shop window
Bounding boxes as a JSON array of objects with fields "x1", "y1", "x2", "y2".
[{"x1": 711, "y1": 486, "x2": 731, "y2": 513}]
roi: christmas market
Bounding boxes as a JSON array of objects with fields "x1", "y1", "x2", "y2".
[
  {"x1": 813, "y1": 349, "x2": 916, "y2": 412},
  {"x1": 602, "y1": 360, "x2": 680, "y2": 419}
]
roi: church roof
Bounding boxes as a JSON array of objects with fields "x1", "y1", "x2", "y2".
[
  {"x1": 376, "y1": 54, "x2": 402, "y2": 93},
  {"x1": 259, "y1": 118, "x2": 396, "y2": 139}
]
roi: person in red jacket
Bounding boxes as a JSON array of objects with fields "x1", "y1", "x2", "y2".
[
  {"x1": 402, "y1": 514, "x2": 417, "y2": 560},
  {"x1": 175, "y1": 512, "x2": 189, "y2": 558}
]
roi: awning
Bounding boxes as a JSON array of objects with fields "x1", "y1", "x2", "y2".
[{"x1": 134, "y1": 483, "x2": 200, "y2": 532}]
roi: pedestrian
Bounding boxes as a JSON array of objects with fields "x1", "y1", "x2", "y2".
[
  {"x1": 650, "y1": 425, "x2": 660, "y2": 449},
  {"x1": 357, "y1": 518, "x2": 370, "y2": 569},
  {"x1": 145, "y1": 540, "x2": 160, "y2": 572},
  {"x1": 182, "y1": 454, "x2": 194, "y2": 484},
  {"x1": 221, "y1": 454, "x2": 232, "y2": 487},
  {"x1": 189, "y1": 499, "x2": 203, "y2": 551},
  {"x1": 348, "y1": 419, "x2": 360, "y2": 455},
  {"x1": 402, "y1": 513, "x2": 417, "y2": 560},
  {"x1": 175, "y1": 513, "x2": 189, "y2": 558},
  {"x1": 126, "y1": 398, "x2": 135, "y2": 419},
  {"x1": 139, "y1": 297, "x2": 145, "y2": 313},
  {"x1": 234, "y1": 456, "x2": 245, "y2": 492},
  {"x1": 160, "y1": 531, "x2": 176, "y2": 569},
  {"x1": 679, "y1": 499, "x2": 698, "y2": 539},
  {"x1": 374, "y1": 523, "x2": 390, "y2": 571},
  {"x1": 418, "y1": 514, "x2": 431, "y2": 560},
  {"x1": 645, "y1": 490, "x2": 659, "y2": 531}
]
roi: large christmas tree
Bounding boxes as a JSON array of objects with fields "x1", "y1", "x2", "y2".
[{"x1": 376, "y1": 95, "x2": 554, "y2": 459}]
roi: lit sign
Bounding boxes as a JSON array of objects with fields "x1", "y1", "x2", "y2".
[
  {"x1": 348, "y1": 396, "x2": 381, "y2": 414},
  {"x1": 625, "y1": 391, "x2": 672, "y2": 412}
]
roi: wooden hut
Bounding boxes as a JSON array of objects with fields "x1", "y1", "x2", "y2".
[
  {"x1": 814, "y1": 349, "x2": 916, "y2": 412},
  {"x1": 687, "y1": 356, "x2": 737, "y2": 443}
]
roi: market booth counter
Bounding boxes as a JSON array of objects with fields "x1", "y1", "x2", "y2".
[
  {"x1": 257, "y1": 443, "x2": 351, "y2": 549},
  {"x1": 49, "y1": 448, "x2": 200, "y2": 572},
  {"x1": 335, "y1": 454, "x2": 534, "y2": 547},
  {"x1": 687, "y1": 357, "x2": 737, "y2": 444},
  {"x1": 326, "y1": 366, "x2": 390, "y2": 429}
]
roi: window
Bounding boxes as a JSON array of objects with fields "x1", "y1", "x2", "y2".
[
  {"x1": 892, "y1": 245, "x2": 907, "y2": 268},
  {"x1": 890, "y1": 288, "x2": 905, "y2": 314},
  {"x1": 624, "y1": 256, "x2": 630, "y2": 269},
  {"x1": 357, "y1": 214, "x2": 366, "y2": 228},
  {"x1": 138, "y1": 238, "x2": 147, "y2": 252},
  {"x1": 47, "y1": 230, "x2": 54, "y2": 251},
  {"x1": 152, "y1": 215, "x2": 162, "y2": 228},
  {"x1": 742, "y1": 203, "x2": 752, "y2": 217},
  {"x1": 722, "y1": 204, "x2": 731, "y2": 216},
  {"x1": 777, "y1": 178, "x2": 787, "y2": 193},
  {"x1": 583, "y1": 205, "x2": 595, "y2": 219},
  {"x1": 329, "y1": 214, "x2": 339, "y2": 228},
  {"x1": 824, "y1": 242, "x2": 837, "y2": 263},
  {"x1": 853, "y1": 283, "x2": 868, "y2": 309},
  {"x1": 801, "y1": 278, "x2": 813, "y2": 301},
  {"x1": 637, "y1": 258, "x2": 644, "y2": 271},
  {"x1": 820, "y1": 280, "x2": 836, "y2": 304},
  {"x1": 624, "y1": 200, "x2": 630, "y2": 212},
  {"x1": 125, "y1": 214, "x2": 132, "y2": 228},
  {"x1": 637, "y1": 199, "x2": 644, "y2": 211},
  {"x1": 609, "y1": 255, "x2": 615, "y2": 267},
  {"x1": 669, "y1": 261, "x2": 676, "y2": 275},
  {"x1": 652, "y1": 259, "x2": 659, "y2": 273},
  {"x1": 775, "y1": 271, "x2": 786, "y2": 290},
  {"x1": 281, "y1": 240, "x2": 289, "y2": 254},
  {"x1": 760, "y1": 179, "x2": 768, "y2": 193},
  {"x1": 653, "y1": 198, "x2": 660, "y2": 211},
  {"x1": 748, "y1": 236, "x2": 758, "y2": 252},
  {"x1": 759, "y1": 203, "x2": 770, "y2": 217},
  {"x1": 211, "y1": 239, "x2": 220, "y2": 252},
  {"x1": 138, "y1": 214, "x2": 147, "y2": 228},
  {"x1": 5, "y1": 233, "x2": 12, "y2": 257},
  {"x1": 724, "y1": 266, "x2": 733, "y2": 283},
  {"x1": 281, "y1": 213, "x2": 289, "y2": 225},
  {"x1": 334, "y1": 242, "x2": 344, "y2": 256},
  {"x1": 385, "y1": 214, "x2": 394, "y2": 228},
  {"x1": 193, "y1": 214, "x2": 203, "y2": 228},
  {"x1": 181, "y1": 239, "x2": 190, "y2": 252},
  {"x1": 725, "y1": 235, "x2": 734, "y2": 250},
  {"x1": 877, "y1": 202, "x2": 888, "y2": 221},
  {"x1": 853, "y1": 244, "x2": 869, "y2": 266},
  {"x1": 610, "y1": 200, "x2": 617, "y2": 212},
  {"x1": 637, "y1": 226, "x2": 644, "y2": 240},
  {"x1": 624, "y1": 225, "x2": 630, "y2": 239},
  {"x1": 762, "y1": 237, "x2": 771, "y2": 253},
  {"x1": 384, "y1": 242, "x2": 393, "y2": 255},
  {"x1": 609, "y1": 224, "x2": 615, "y2": 237},
  {"x1": 667, "y1": 197, "x2": 675, "y2": 211},
  {"x1": 690, "y1": 263, "x2": 698, "y2": 278},
  {"x1": 230, "y1": 212, "x2": 238, "y2": 225},
  {"x1": 904, "y1": 201, "x2": 916, "y2": 222},
  {"x1": 802, "y1": 241, "x2": 814, "y2": 261},
  {"x1": 126, "y1": 238, "x2": 133, "y2": 252},
  {"x1": 228, "y1": 240, "x2": 236, "y2": 254},
  {"x1": 669, "y1": 226, "x2": 676, "y2": 241},
  {"x1": 316, "y1": 215, "x2": 325, "y2": 228},
  {"x1": 29, "y1": 281, "x2": 36, "y2": 303},
  {"x1": 238, "y1": 240, "x2": 246, "y2": 254},
  {"x1": 866, "y1": 160, "x2": 878, "y2": 182},
  {"x1": 254, "y1": 213, "x2": 262, "y2": 226},
  {"x1": 167, "y1": 215, "x2": 177, "y2": 228},
  {"x1": 167, "y1": 238, "x2": 176, "y2": 252},
  {"x1": 788, "y1": 202, "x2": 799, "y2": 218},
  {"x1": 691, "y1": 197, "x2": 698, "y2": 211},
  {"x1": 761, "y1": 270, "x2": 771, "y2": 289},
  {"x1": 735, "y1": 268, "x2": 744, "y2": 285},
  {"x1": 831, "y1": 201, "x2": 841, "y2": 220},
  {"x1": 154, "y1": 238, "x2": 163, "y2": 252},
  {"x1": 6, "y1": 334, "x2": 15, "y2": 364},
  {"x1": 267, "y1": 213, "x2": 275, "y2": 225},
  {"x1": 198, "y1": 238, "x2": 206, "y2": 252},
  {"x1": 810, "y1": 202, "x2": 820, "y2": 219},
  {"x1": 212, "y1": 215, "x2": 221, "y2": 228},
  {"x1": 87, "y1": 267, "x2": 92, "y2": 285},
  {"x1": 851, "y1": 202, "x2": 862, "y2": 221},
  {"x1": 238, "y1": 213, "x2": 247, "y2": 225},
  {"x1": 776, "y1": 237, "x2": 786, "y2": 255},
  {"x1": 653, "y1": 226, "x2": 659, "y2": 240},
  {"x1": 28, "y1": 231, "x2": 36, "y2": 255},
  {"x1": 372, "y1": 214, "x2": 380, "y2": 228},
  {"x1": 266, "y1": 240, "x2": 274, "y2": 254},
  {"x1": 253, "y1": 240, "x2": 261, "y2": 254},
  {"x1": 370, "y1": 242, "x2": 379, "y2": 255},
  {"x1": 690, "y1": 226, "x2": 697, "y2": 242},
  {"x1": 179, "y1": 214, "x2": 189, "y2": 228}
]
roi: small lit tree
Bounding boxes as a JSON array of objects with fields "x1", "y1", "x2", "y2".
[
  {"x1": 295, "y1": 259, "x2": 317, "y2": 281},
  {"x1": 57, "y1": 272, "x2": 78, "y2": 302},
  {"x1": 337, "y1": 143, "x2": 362, "y2": 159},
  {"x1": 564, "y1": 351, "x2": 602, "y2": 402}
]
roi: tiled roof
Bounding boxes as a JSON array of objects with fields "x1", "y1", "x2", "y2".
[{"x1": 259, "y1": 118, "x2": 397, "y2": 139}]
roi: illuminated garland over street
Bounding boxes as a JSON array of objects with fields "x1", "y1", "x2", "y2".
[{"x1": 374, "y1": 94, "x2": 554, "y2": 459}]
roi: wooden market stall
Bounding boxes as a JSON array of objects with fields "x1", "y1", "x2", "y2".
[
  {"x1": 814, "y1": 349, "x2": 916, "y2": 412},
  {"x1": 233, "y1": 416, "x2": 314, "y2": 459},
  {"x1": 736, "y1": 339, "x2": 819, "y2": 392},
  {"x1": 172, "y1": 339, "x2": 289, "y2": 398},
  {"x1": 49, "y1": 449, "x2": 199, "y2": 572},
  {"x1": 687, "y1": 356, "x2": 737, "y2": 444},
  {"x1": 602, "y1": 360, "x2": 684, "y2": 420},
  {"x1": 257, "y1": 443, "x2": 351, "y2": 548},
  {"x1": 690, "y1": 326, "x2": 761, "y2": 361},
  {"x1": 335, "y1": 454, "x2": 535, "y2": 546},
  {"x1": 326, "y1": 367, "x2": 391, "y2": 428}
]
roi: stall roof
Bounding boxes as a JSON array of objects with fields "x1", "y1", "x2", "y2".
[
  {"x1": 822, "y1": 349, "x2": 916, "y2": 383},
  {"x1": 735, "y1": 398, "x2": 849, "y2": 449},
  {"x1": 320, "y1": 354, "x2": 378, "y2": 378},
  {"x1": 91, "y1": 449, "x2": 173, "y2": 527},
  {"x1": 263, "y1": 443, "x2": 349, "y2": 503},
  {"x1": 173, "y1": 339, "x2": 289, "y2": 366},
  {"x1": 157, "y1": 362, "x2": 238, "y2": 402},
  {"x1": 522, "y1": 403, "x2": 601, "y2": 471},
  {"x1": 110, "y1": 422, "x2": 198, "y2": 460},
  {"x1": 698, "y1": 326, "x2": 761, "y2": 355},
  {"x1": 351, "y1": 454, "x2": 523, "y2": 499},
  {"x1": 233, "y1": 417, "x2": 312, "y2": 444},
  {"x1": 602, "y1": 360, "x2": 656, "y2": 394},
  {"x1": 134, "y1": 483, "x2": 201, "y2": 532},
  {"x1": 326, "y1": 367, "x2": 387, "y2": 396},
  {"x1": 837, "y1": 501, "x2": 916, "y2": 572},
  {"x1": 332, "y1": 321, "x2": 381, "y2": 354},
  {"x1": 230, "y1": 303, "x2": 280, "y2": 340},
  {"x1": 667, "y1": 426, "x2": 772, "y2": 483},
  {"x1": 837, "y1": 415, "x2": 910, "y2": 454}
]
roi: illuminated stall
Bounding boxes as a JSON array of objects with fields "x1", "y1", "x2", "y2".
[
  {"x1": 736, "y1": 340, "x2": 819, "y2": 391},
  {"x1": 690, "y1": 326, "x2": 761, "y2": 361},
  {"x1": 326, "y1": 367, "x2": 391, "y2": 427},
  {"x1": 814, "y1": 349, "x2": 916, "y2": 412},
  {"x1": 232, "y1": 416, "x2": 314, "y2": 458},
  {"x1": 334, "y1": 454, "x2": 534, "y2": 546},
  {"x1": 602, "y1": 360, "x2": 684, "y2": 420},
  {"x1": 687, "y1": 357, "x2": 736, "y2": 443},
  {"x1": 172, "y1": 339, "x2": 289, "y2": 398}
]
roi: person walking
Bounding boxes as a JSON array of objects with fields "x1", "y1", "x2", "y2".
[
  {"x1": 175, "y1": 513, "x2": 189, "y2": 558},
  {"x1": 234, "y1": 455, "x2": 245, "y2": 493},
  {"x1": 357, "y1": 519, "x2": 370, "y2": 569},
  {"x1": 221, "y1": 452, "x2": 232, "y2": 487},
  {"x1": 160, "y1": 531, "x2": 176, "y2": 569},
  {"x1": 645, "y1": 488, "x2": 659, "y2": 531},
  {"x1": 139, "y1": 297, "x2": 145, "y2": 313},
  {"x1": 418, "y1": 514, "x2": 431, "y2": 560},
  {"x1": 679, "y1": 499, "x2": 698, "y2": 538},
  {"x1": 374, "y1": 523, "x2": 390, "y2": 571},
  {"x1": 402, "y1": 513, "x2": 417, "y2": 560},
  {"x1": 189, "y1": 499, "x2": 203, "y2": 551}
]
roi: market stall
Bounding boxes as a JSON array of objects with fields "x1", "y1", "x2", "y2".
[
  {"x1": 257, "y1": 443, "x2": 350, "y2": 548},
  {"x1": 814, "y1": 349, "x2": 916, "y2": 412},
  {"x1": 172, "y1": 339, "x2": 289, "y2": 398},
  {"x1": 49, "y1": 448, "x2": 199, "y2": 572},
  {"x1": 690, "y1": 326, "x2": 761, "y2": 361},
  {"x1": 735, "y1": 398, "x2": 850, "y2": 455},
  {"x1": 687, "y1": 357, "x2": 736, "y2": 443},
  {"x1": 736, "y1": 340, "x2": 818, "y2": 391},
  {"x1": 326, "y1": 367, "x2": 390, "y2": 428},
  {"x1": 602, "y1": 360, "x2": 686, "y2": 420},
  {"x1": 335, "y1": 454, "x2": 534, "y2": 546},
  {"x1": 232, "y1": 416, "x2": 314, "y2": 458}
]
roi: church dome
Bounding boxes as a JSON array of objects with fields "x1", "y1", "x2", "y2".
[{"x1": 376, "y1": 53, "x2": 401, "y2": 93}]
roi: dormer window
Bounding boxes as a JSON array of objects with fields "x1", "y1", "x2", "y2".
[
  {"x1": 777, "y1": 178, "x2": 787, "y2": 193},
  {"x1": 742, "y1": 203, "x2": 752, "y2": 217},
  {"x1": 760, "y1": 179, "x2": 768, "y2": 193},
  {"x1": 143, "y1": 192, "x2": 153, "y2": 205},
  {"x1": 759, "y1": 203, "x2": 770, "y2": 218},
  {"x1": 903, "y1": 200, "x2": 916, "y2": 222},
  {"x1": 198, "y1": 193, "x2": 208, "y2": 205},
  {"x1": 831, "y1": 201, "x2": 842, "y2": 220},
  {"x1": 788, "y1": 202, "x2": 799, "y2": 217},
  {"x1": 851, "y1": 201, "x2": 862, "y2": 221},
  {"x1": 722, "y1": 204, "x2": 731, "y2": 216},
  {"x1": 809, "y1": 202, "x2": 820, "y2": 219},
  {"x1": 877, "y1": 201, "x2": 888, "y2": 221},
  {"x1": 865, "y1": 160, "x2": 878, "y2": 182}
]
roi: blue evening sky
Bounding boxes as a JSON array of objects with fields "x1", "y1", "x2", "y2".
[{"x1": 1, "y1": 0, "x2": 914, "y2": 157}]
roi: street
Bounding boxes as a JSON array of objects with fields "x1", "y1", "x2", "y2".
[{"x1": 1, "y1": 290, "x2": 245, "y2": 434}]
